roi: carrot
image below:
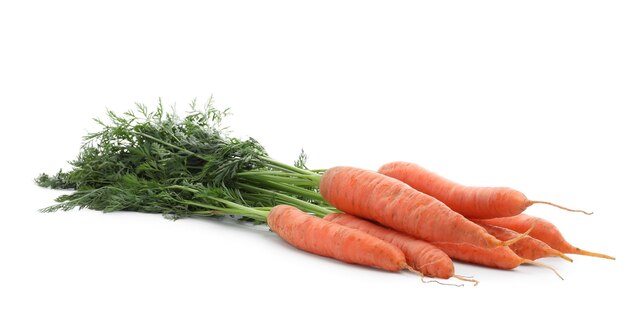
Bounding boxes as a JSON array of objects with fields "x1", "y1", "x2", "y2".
[
  {"x1": 324, "y1": 213, "x2": 476, "y2": 284},
  {"x1": 378, "y1": 161, "x2": 591, "y2": 219},
  {"x1": 475, "y1": 214, "x2": 615, "y2": 260},
  {"x1": 319, "y1": 166, "x2": 525, "y2": 248},
  {"x1": 477, "y1": 223, "x2": 573, "y2": 262},
  {"x1": 267, "y1": 204, "x2": 418, "y2": 273},
  {"x1": 431, "y1": 241, "x2": 563, "y2": 279}
]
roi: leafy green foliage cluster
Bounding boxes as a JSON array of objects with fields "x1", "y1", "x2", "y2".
[
  {"x1": 36, "y1": 98, "x2": 331, "y2": 221},
  {"x1": 41, "y1": 98, "x2": 265, "y2": 189}
]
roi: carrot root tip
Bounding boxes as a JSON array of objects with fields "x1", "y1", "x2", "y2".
[
  {"x1": 454, "y1": 275, "x2": 479, "y2": 286},
  {"x1": 525, "y1": 260, "x2": 565, "y2": 280},
  {"x1": 501, "y1": 221, "x2": 536, "y2": 247},
  {"x1": 557, "y1": 252, "x2": 574, "y2": 263},
  {"x1": 529, "y1": 200, "x2": 593, "y2": 215},
  {"x1": 573, "y1": 248, "x2": 616, "y2": 260},
  {"x1": 421, "y1": 276, "x2": 464, "y2": 287},
  {"x1": 403, "y1": 264, "x2": 464, "y2": 287}
]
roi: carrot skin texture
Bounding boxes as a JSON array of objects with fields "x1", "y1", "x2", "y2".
[
  {"x1": 319, "y1": 166, "x2": 502, "y2": 248},
  {"x1": 475, "y1": 214, "x2": 614, "y2": 259},
  {"x1": 477, "y1": 223, "x2": 572, "y2": 262},
  {"x1": 267, "y1": 205, "x2": 408, "y2": 271},
  {"x1": 378, "y1": 161, "x2": 530, "y2": 219},
  {"x1": 432, "y1": 242, "x2": 524, "y2": 270},
  {"x1": 325, "y1": 213, "x2": 455, "y2": 279}
]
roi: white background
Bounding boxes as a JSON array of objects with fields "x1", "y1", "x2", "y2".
[{"x1": 1, "y1": 1, "x2": 624, "y2": 315}]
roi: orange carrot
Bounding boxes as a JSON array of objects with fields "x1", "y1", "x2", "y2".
[
  {"x1": 431, "y1": 241, "x2": 563, "y2": 279},
  {"x1": 319, "y1": 166, "x2": 523, "y2": 248},
  {"x1": 325, "y1": 213, "x2": 458, "y2": 280},
  {"x1": 267, "y1": 205, "x2": 415, "y2": 272},
  {"x1": 477, "y1": 223, "x2": 572, "y2": 262},
  {"x1": 378, "y1": 161, "x2": 591, "y2": 219},
  {"x1": 476, "y1": 214, "x2": 615, "y2": 260}
]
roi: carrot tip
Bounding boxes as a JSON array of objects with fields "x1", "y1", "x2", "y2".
[
  {"x1": 573, "y1": 248, "x2": 615, "y2": 260},
  {"x1": 557, "y1": 252, "x2": 574, "y2": 263}
]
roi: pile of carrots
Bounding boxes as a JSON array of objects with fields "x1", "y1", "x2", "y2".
[{"x1": 268, "y1": 162, "x2": 614, "y2": 286}]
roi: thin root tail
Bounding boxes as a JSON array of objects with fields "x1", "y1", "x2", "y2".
[
  {"x1": 573, "y1": 248, "x2": 616, "y2": 260},
  {"x1": 530, "y1": 200, "x2": 593, "y2": 215},
  {"x1": 555, "y1": 251, "x2": 574, "y2": 263},
  {"x1": 403, "y1": 265, "x2": 463, "y2": 287},
  {"x1": 454, "y1": 275, "x2": 479, "y2": 286},
  {"x1": 501, "y1": 221, "x2": 537, "y2": 247},
  {"x1": 524, "y1": 260, "x2": 564, "y2": 280}
]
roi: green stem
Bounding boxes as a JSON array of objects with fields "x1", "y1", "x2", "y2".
[
  {"x1": 238, "y1": 183, "x2": 333, "y2": 217},
  {"x1": 205, "y1": 196, "x2": 270, "y2": 218},
  {"x1": 237, "y1": 171, "x2": 321, "y2": 183},
  {"x1": 242, "y1": 178, "x2": 326, "y2": 203},
  {"x1": 182, "y1": 200, "x2": 268, "y2": 221},
  {"x1": 253, "y1": 175, "x2": 315, "y2": 186},
  {"x1": 164, "y1": 184, "x2": 199, "y2": 193},
  {"x1": 260, "y1": 157, "x2": 320, "y2": 177},
  {"x1": 165, "y1": 185, "x2": 270, "y2": 220}
]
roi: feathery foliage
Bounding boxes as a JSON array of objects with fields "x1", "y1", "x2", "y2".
[{"x1": 37, "y1": 98, "x2": 333, "y2": 221}]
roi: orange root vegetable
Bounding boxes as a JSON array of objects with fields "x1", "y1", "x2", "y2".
[
  {"x1": 320, "y1": 166, "x2": 519, "y2": 248},
  {"x1": 477, "y1": 223, "x2": 573, "y2": 262},
  {"x1": 476, "y1": 214, "x2": 615, "y2": 260},
  {"x1": 268, "y1": 205, "x2": 415, "y2": 272},
  {"x1": 378, "y1": 161, "x2": 591, "y2": 219},
  {"x1": 325, "y1": 213, "x2": 476, "y2": 284},
  {"x1": 432, "y1": 241, "x2": 564, "y2": 280}
]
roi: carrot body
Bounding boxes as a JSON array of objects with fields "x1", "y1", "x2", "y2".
[
  {"x1": 433, "y1": 240, "x2": 563, "y2": 279},
  {"x1": 475, "y1": 214, "x2": 615, "y2": 260},
  {"x1": 325, "y1": 213, "x2": 455, "y2": 279},
  {"x1": 319, "y1": 166, "x2": 503, "y2": 248},
  {"x1": 267, "y1": 205, "x2": 408, "y2": 271},
  {"x1": 431, "y1": 242, "x2": 524, "y2": 270},
  {"x1": 477, "y1": 223, "x2": 572, "y2": 262},
  {"x1": 378, "y1": 161, "x2": 587, "y2": 219}
]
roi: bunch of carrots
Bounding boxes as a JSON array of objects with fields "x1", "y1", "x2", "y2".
[
  {"x1": 268, "y1": 162, "x2": 614, "y2": 285},
  {"x1": 37, "y1": 101, "x2": 614, "y2": 286}
]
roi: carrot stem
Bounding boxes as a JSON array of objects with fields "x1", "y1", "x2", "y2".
[
  {"x1": 242, "y1": 178, "x2": 326, "y2": 202},
  {"x1": 242, "y1": 174, "x2": 317, "y2": 186},
  {"x1": 529, "y1": 200, "x2": 593, "y2": 215},
  {"x1": 239, "y1": 183, "x2": 333, "y2": 217},
  {"x1": 183, "y1": 199, "x2": 269, "y2": 221},
  {"x1": 237, "y1": 170, "x2": 321, "y2": 182},
  {"x1": 260, "y1": 157, "x2": 321, "y2": 178}
]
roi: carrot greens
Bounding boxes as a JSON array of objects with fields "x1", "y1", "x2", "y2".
[{"x1": 36, "y1": 98, "x2": 331, "y2": 221}]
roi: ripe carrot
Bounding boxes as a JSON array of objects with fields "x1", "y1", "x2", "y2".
[
  {"x1": 378, "y1": 161, "x2": 591, "y2": 219},
  {"x1": 477, "y1": 222, "x2": 572, "y2": 262},
  {"x1": 475, "y1": 214, "x2": 615, "y2": 260},
  {"x1": 325, "y1": 213, "x2": 477, "y2": 283},
  {"x1": 319, "y1": 166, "x2": 525, "y2": 248},
  {"x1": 267, "y1": 204, "x2": 417, "y2": 273},
  {"x1": 431, "y1": 241, "x2": 563, "y2": 279}
]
